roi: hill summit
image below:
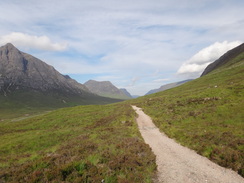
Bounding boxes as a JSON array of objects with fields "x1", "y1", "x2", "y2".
[
  {"x1": 0, "y1": 43, "x2": 120, "y2": 111},
  {"x1": 0, "y1": 43, "x2": 90, "y2": 95},
  {"x1": 84, "y1": 80, "x2": 132, "y2": 99}
]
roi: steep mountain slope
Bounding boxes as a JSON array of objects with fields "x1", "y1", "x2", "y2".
[
  {"x1": 201, "y1": 43, "x2": 244, "y2": 76},
  {"x1": 130, "y1": 49, "x2": 244, "y2": 176},
  {"x1": 0, "y1": 43, "x2": 120, "y2": 118},
  {"x1": 0, "y1": 43, "x2": 90, "y2": 95},
  {"x1": 120, "y1": 88, "x2": 133, "y2": 98},
  {"x1": 84, "y1": 80, "x2": 132, "y2": 99},
  {"x1": 145, "y1": 79, "x2": 192, "y2": 95}
]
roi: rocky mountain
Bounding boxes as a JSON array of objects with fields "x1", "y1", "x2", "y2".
[
  {"x1": 84, "y1": 80, "x2": 132, "y2": 100},
  {"x1": 145, "y1": 79, "x2": 193, "y2": 95},
  {"x1": 0, "y1": 43, "x2": 89, "y2": 95},
  {"x1": 201, "y1": 43, "x2": 244, "y2": 76},
  {"x1": 0, "y1": 43, "x2": 119, "y2": 107}
]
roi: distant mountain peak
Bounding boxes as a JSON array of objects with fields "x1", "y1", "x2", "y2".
[
  {"x1": 1, "y1": 43, "x2": 19, "y2": 52},
  {"x1": 145, "y1": 79, "x2": 193, "y2": 95},
  {"x1": 5, "y1": 42, "x2": 15, "y2": 47},
  {"x1": 0, "y1": 43, "x2": 90, "y2": 95},
  {"x1": 1, "y1": 43, "x2": 20, "y2": 56},
  {"x1": 0, "y1": 43, "x2": 120, "y2": 106},
  {"x1": 86, "y1": 80, "x2": 112, "y2": 85},
  {"x1": 84, "y1": 80, "x2": 132, "y2": 100}
]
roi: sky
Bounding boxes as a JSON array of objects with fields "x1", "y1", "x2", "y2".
[{"x1": 0, "y1": 0, "x2": 243, "y2": 95}]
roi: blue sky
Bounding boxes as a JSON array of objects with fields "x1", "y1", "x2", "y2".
[{"x1": 0, "y1": 0, "x2": 243, "y2": 95}]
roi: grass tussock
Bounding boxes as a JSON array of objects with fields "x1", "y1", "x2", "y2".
[
  {"x1": 0, "y1": 104, "x2": 156, "y2": 182},
  {"x1": 130, "y1": 57, "x2": 244, "y2": 176}
]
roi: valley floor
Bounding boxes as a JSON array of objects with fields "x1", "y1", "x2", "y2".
[{"x1": 132, "y1": 106, "x2": 244, "y2": 183}]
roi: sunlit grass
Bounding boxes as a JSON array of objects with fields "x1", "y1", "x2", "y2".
[
  {"x1": 0, "y1": 103, "x2": 156, "y2": 182},
  {"x1": 130, "y1": 55, "x2": 244, "y2": 176}
]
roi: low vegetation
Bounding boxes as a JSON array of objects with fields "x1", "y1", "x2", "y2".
[
  {"x1": 0, "y1": 104, "x2": 156, "y2": 182},
  {"x1": 0, "y1": 89, "x2": 122, "y2": 120},
  {"x1": 130, "y1": 55, "x2": 244, "y2": 176},
  {"x1": 1, "y1": 47, "x2": 243, "y2": 182}
]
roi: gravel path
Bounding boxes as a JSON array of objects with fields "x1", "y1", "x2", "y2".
[{"x1": 132, "y1": 105, "x2": 244, "y2": 183}]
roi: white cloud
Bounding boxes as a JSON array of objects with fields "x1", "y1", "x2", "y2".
[
  {"x1": 47, "y1": 60, "x2": 110, "y2": 75},
  {"x1": 0, "y1": 0, "x2": 244, "y2": 95},
  {"x1": 0, "y1": 32, "x2": 67, "y2": 51},
  {"x1": 177, "y1": 41, "x2": 242, "y2": 77}
]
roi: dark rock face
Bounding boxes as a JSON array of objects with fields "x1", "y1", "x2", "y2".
[
  {"x1": 0, "y1": 43, "x2": 89, "y2": 96},
  {"x1": 145, "y1": 79, "x2": 192, "y2": 95},
  {"x1": 201, "y1": 43, "x2": 244, "y2": 76},
  {"x1": 84, "y1": 80, "x2": 131, "y2": 99}
]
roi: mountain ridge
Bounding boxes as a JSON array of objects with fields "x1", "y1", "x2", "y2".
[
  {"x1": 0, "y1": 43, "x2": 120, "y2": 113},
  {"x1": 145, "y1": 79, "x2": 193, "y2": 95},
  {"x1": 0, "y1": 43, "x2": 90, "y2": 95},
  {"x1": 84, "y1": 80, "x2": 132, "y2": 99},
  {"x1": 201, "y1": 43, "x2": 244, "y2": 76},
  {"x1": 119, "y1": 88, "x2": 133, "y2": 98}
]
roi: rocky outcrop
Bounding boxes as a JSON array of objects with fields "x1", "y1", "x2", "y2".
[
  {"x1": 0, "y1": 43, "x2": 90, "y2": 96},
  {"x1": 201, "y1": 43, "x2": 244, "y2": 76}
]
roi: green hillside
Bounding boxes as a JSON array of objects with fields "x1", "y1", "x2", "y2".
[
  {"x1": 0, "y1": 47, "x2": 243, "y2": 182},
  {"x1": 0, "y1": 103, "x2": 156, "y2": 182},
  {"x1": 0, "y1": 89, "x2": 122, "y2": 120},
  {"x1": 130, "y1": 51, "x2": 244, "y2": 176}
]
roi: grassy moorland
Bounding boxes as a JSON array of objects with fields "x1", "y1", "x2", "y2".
[
  {"x1": 96, "y1": 93, "x2": 131, "y2": 100},
  {"x1": 0, "y1": 89, "x2": 122, "y2": 120},
  {"x1": 0, "y1": 103, "x2": 156, "y2": 182},
  {"x1": 130, "y1": 53, "x2": 244, "y2": 176},
  {"x1": 0, "y1": 50, "x2": 243, "y2": 182}
]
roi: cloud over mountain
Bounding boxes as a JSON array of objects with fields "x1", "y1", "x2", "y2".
[
  {"x1": 0, "y1": 0, "x2": 244, "y2": 95},
  {"x1": 177, "y1": 41, "x2": 242, "y2": 78},
  {"x1": 0, "y1": 32, "x2": 67, "y2": 51}
]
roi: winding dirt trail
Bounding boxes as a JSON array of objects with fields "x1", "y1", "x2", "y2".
[{"x1": 132, "y1": 105, "x2": 244, "y2": 183}]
